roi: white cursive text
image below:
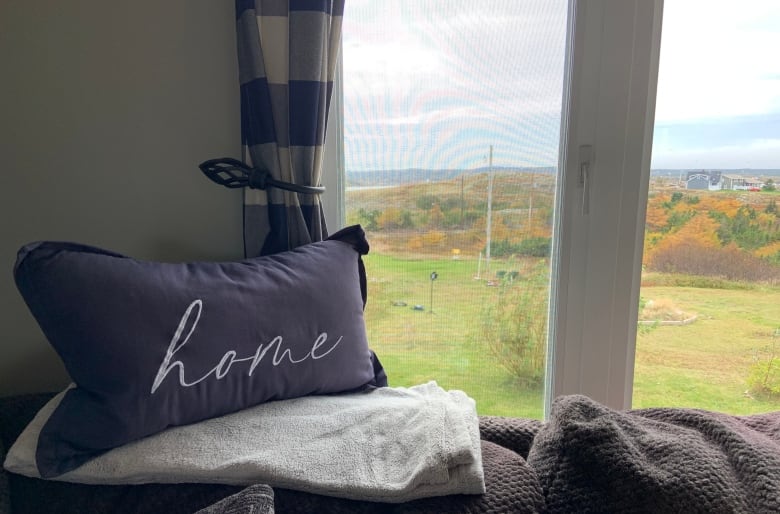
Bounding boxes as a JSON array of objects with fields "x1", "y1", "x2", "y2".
[{"x1": 150, "y1": 299, "x2": 342, "y2": 394}]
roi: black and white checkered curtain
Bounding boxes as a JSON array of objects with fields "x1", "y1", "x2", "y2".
[{"x1": 236, "y1": 0, "x2": 343, "y2": 256}]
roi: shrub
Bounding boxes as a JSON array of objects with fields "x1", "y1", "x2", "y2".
[
  {"x1": 488, "y1": 237, "x2": 551, "y2": 258},
  {"x1": 517, "y1": 237, "x2": 551, "y2": 257},
  {"x1": 406, "y1": 230, "x2": 448, "y2": 251},
  {"x1": 713, "y1": 205, "x2": 780, "y2": 250},
  {"x1": 489, "y1": 239, "x2": 517, "y2": 258},
  {"x1": 481, "y1": 262, "x2": 549, "y2": 386},
  {"x1": 442, "y1": 208, "x2": 480, "y2": 229},
  {"x1": 415, "y1": 194, "x2": 439, "y2": 211},
  {"x1": 648, "y1": 240, "x2": 780, "y2": 284},
  {"x1": 427, "y1": 204, "x2": 444, "y2": 228},
  {"x1": 747, "y1": 336, "x2": 780, "y2": 398},
  {"x1": 377, "y1": 207, "x2": 414, "y2": 230},
  {"x1": 351, "y1": 208, "x2": 380, "y2": 231},
  {"x1": 667, "y1": 210, "x2": 695, "y2": 231}
]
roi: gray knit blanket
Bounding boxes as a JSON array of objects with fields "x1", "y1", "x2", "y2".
[
  {"x1": 528, "y1": 395, "x2": 780, "y2": 513},
  {"x1": 192, "y1": 395, "x2": 780, "y2": 513},
  {"x1": 3, "y1": 393, "x2": 780, "y2": 513}
]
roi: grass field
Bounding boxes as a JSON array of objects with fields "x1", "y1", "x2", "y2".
[
  {"x1": 362, "y1": 252, "x2": 780, "y2": 419},
  {"x1": 634, "y1": 279, "x2": 780, "y2": 414},
  {"x1": 363, "y1": 252, "x2": 547, "y2": 418}
]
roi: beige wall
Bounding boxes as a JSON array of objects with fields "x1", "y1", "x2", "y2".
[{"x1": 0, "y1": 1, "x2": 243, "y2": 395}]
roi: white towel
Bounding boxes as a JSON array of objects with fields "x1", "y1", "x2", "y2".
[{"x1": 4, "y1": 381, "x2": 485, "y2": 503}]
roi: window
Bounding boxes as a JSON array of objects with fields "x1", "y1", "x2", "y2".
[
  {"x1": 324, "y1": 0, "x2": 665, "y2": 414},
  {"x1": 337, "y1": 0, "x2": 569, "y2": 418},
  {"x1": 633, "y1": 1, "x2": 780, "y2": 414}
]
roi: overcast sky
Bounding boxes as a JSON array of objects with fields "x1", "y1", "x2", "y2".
[
  {"x1": 652, "y1": 0, "x2": 780, "y2": 169},
  {"x1": 342, "y1": 0, "x2": 780, "y2": 172}
]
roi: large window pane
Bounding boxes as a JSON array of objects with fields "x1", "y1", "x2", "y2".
[
  {"x1": 342, "y1": 0, "x2": 568, "y2": 418},
  {"x1": 635, "y1": 0, "x2": 780, "y2": 413}
]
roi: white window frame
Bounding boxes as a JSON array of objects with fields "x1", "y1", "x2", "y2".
[
  {"x1": 322, "y1": 56, "x2": 345, "y2": 230},
  {"x1": 325, "y1": 0, "x2": 665, "y2": 414}
]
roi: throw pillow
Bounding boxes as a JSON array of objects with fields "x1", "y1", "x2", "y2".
[{"x1": 13, "y1": 224, "x2": 386, "y2": 478}]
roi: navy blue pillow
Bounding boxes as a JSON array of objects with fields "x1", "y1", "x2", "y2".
[{"x1": 14, "y1": 225, "x2": 386, "y2": 478}]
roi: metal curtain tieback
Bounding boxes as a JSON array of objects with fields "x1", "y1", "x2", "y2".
[{"x1": 198, "y1": 158, "x2": 325, "y2": 195}]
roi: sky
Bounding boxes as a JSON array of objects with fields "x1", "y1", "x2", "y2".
[
  {"x1": 341, "y1": 0, "x2": 780, "y2": 172},
  {"x1": 652, "y1": 0, "x2": 780, "y2": 169}
]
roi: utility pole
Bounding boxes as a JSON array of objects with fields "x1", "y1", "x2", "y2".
[
  {"x1": 528, "y1": 171, "x2": 534, "y2": 227},
  {"x1": 460, "y1": 175, "x2": 465, "y2": 229},
  {"x1": 485, "y1": 145, "x2": 494, "y2": 275}
]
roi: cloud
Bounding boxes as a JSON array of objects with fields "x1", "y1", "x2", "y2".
[
  {"x1": 342, "y1": 0, "x2": 567, "y2": 170},
  {"x1": 652, "y1": 138, "x2": 780, "y2": 169},
  {"x1": 342, "y1": 1, "x2": 566, "y2": 98},
  {"x1": 654, "y1": 0, "x2": 780, "y2": 123},
  {"x1": 342, "y1": 0, "x2": 780, "y2": 171}
]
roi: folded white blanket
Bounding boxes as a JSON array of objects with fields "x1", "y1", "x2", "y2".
[{"x1": 4, "y1": 381, "x2": 485, "y2": 503}]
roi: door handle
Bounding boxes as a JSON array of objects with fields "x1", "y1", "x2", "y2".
[{"x1": 579, "y1": 145, "x2": 593, "y2": 215}]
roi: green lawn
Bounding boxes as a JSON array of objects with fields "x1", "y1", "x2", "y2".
[
  {"x1": 362, "y1": 253, "x2": 780, "y2": 418},
  {"x1": 633, "y1": 284, "x2": 780, "y2": 414},
  {"x1": 363, "y1": 253, "x2": 546, "y2": 418}
]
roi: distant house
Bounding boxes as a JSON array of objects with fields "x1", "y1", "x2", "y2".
[
  {"x1": 685, "y1": 170, "x2": 722, "y2": 190},
  {"x1": 709, "y1": 171, "x2": 722, "y2": 187},
  {"x1": 721, "y1": 174, "x2": 763, "y2": 191},
  {"x1": 686, "y1": 172, "x2": 710, "y2": 190}
]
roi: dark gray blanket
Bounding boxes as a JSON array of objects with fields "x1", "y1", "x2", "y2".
[
  {"x1": 4, "y1": 393, "x2": 780, "y2": 513},
  {"x1": 528, "y1": 395, "x2": 780, "y2": 514}
]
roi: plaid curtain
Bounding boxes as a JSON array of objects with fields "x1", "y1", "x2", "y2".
[{"x1": 236, "y1": 0, "x2": 344, "y2": 256}]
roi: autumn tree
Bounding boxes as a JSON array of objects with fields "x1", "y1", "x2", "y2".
[
  {"x1": 377, "y1": 207, "x2": 413, "y2": 230},
  {"x1": 427, "y1": 203, "x2": 444, "y2": 228}
]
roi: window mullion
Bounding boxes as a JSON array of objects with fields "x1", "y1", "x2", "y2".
[{"x1": 548, "y1": 0, "x2": 663, "y2": 412}]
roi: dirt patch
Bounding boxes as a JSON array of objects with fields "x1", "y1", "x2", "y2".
[{"x1": 639, "y1": 298, "x2": 696, "y2": 324}]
